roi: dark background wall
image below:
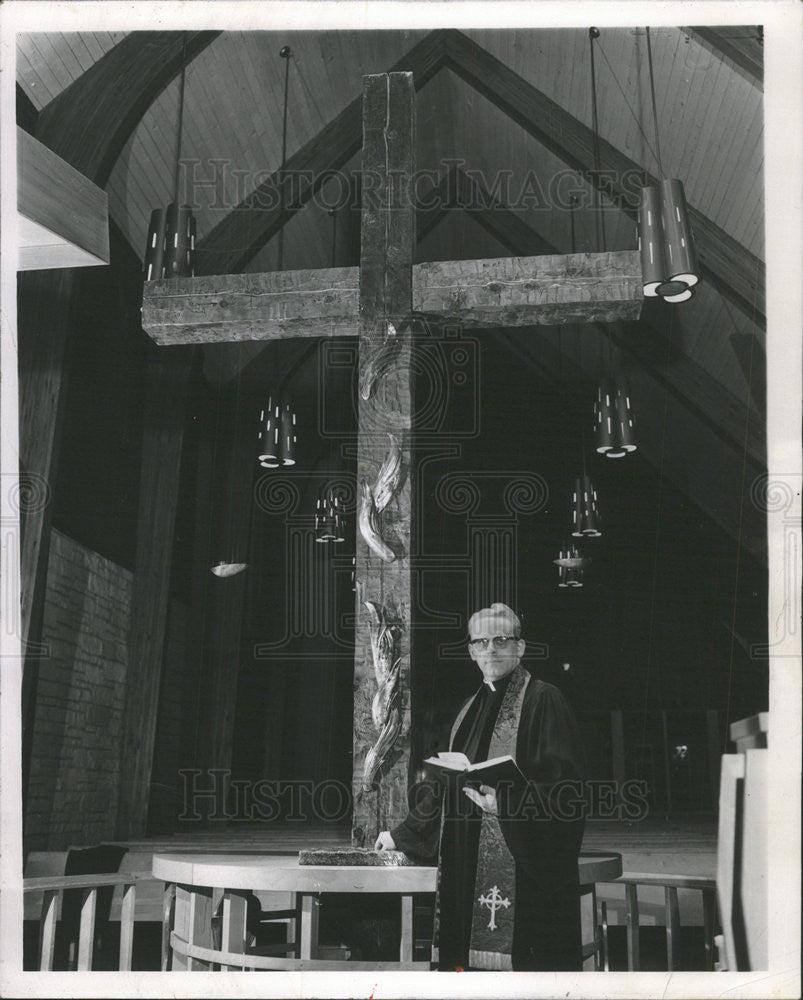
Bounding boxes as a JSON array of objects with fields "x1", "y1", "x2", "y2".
[{"x1": 33, "y1": 225, "x2": 768, "y2": 842}]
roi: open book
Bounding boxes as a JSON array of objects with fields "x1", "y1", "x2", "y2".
[{"x1": 423, "y1": 751, "x2": 526, "y2": 788}]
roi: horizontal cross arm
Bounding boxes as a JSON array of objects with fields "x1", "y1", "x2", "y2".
[{"x1": 142, "y1": 251, "x2": 641, "y2": 344}]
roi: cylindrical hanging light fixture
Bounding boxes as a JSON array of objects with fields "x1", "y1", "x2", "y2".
[
  {"x1": 637, "y1": 185, "x2": 668, "y2": 296},
  {"x1": 554, "y1": 542, "x2": 587, "y2": 588},
  {"x1": 572, "y1": 474, "x2": 601, "y2": 537},
  {"x1": 315, "y1": 494, "x2": 336, "y2": 542},
  {"x1": 594, "y1": 377, "x2": 619, "y2": 455},
  {"x1": 162, "y1": 203, "x2": 196, "y2": 278},
  {"x1": 257, "y1": 391, "x2": 297, "y2": 467},
  {"x1": 613, "y1": 378, "x2": 637, "y2": 454},
  {"x1": 315, "y1": 488, "x2": 345, "y2": 544},
  {"x1": 659, "y1": 178, "x2": 699, "y2": 291},
  {"x1": 143, "y1": 208, "x2": 166, "y2": 281},
  {"x1": 595, "y1": 375, "x2": 637, "y2": 458},
  {"x1": 279, "y1": 392, "x2": 297, "y2": 466},
  {"x1": 142, "y1": 34, "x2": 196, "y2": 281},
  {"x1": 636, "y1": 28, "x2": 699, "y2": 303},
  {"x1": 258, "y1": 394, "x2": 281, "y2": 468}
]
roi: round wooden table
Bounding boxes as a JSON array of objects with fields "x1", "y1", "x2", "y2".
[{"x1": 153, "y1": 851, "x2": 622, "y2": 970}]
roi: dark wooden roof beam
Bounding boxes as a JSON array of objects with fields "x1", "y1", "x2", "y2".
[{"x1": 684, "y1": 26, "x2": 763, "y2": 88}]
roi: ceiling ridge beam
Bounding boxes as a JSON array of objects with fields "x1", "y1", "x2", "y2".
[
  {"x1": 441, "y1": 29, "x2": 765, "y2": 326},
  {"x1": 197, "y1": 30, "x2": 450, "y2": 275},
  {"x1": 683, "y1": 26, "x2": 763, "y2": 88},
  {"x1": 453, "y1": 166, "x2": 765, "y2": 474}
]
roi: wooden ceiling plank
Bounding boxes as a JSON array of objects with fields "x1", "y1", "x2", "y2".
[
  {"x1": 23, "y1": 36, "x2": 64, "y2": 104},
  {"x1": 196, "y1": 29, "x2": 448, "y2": 276},
  {"x1": 685, "y1": 27, "x2": 763, "y2": 88},
  {"x1": 443, "y1": 29, "x2": 765, "y2": 326},
  {"x1": 79, "y1": 33, "x2": 108, "y2": 61},
  {"x1": 238, "y1": 35, "x2": 282, "y2": 153},
  {"x1": 681, "y1": 64, "x2": 741, "y2": 214},
  {"x1": 672, "y1": 53, "x2": 727, "y2": 195},
  {"x1": 703, "y1": 101, "x2": 762, "y2": 243},
  {"x1": 710, "y1": 100, "x2": 764, "y2": 239},
  {"x1": 64, "y1": 33, "x2": 98, "y2": 73},
  {"x1": 206, "y1": 38, "x2": 262, "y2": 181}
]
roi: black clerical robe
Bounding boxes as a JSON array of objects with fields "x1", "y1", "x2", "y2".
[{"x1": 391, "y1": 665, "x2": 586, "y2": 971}]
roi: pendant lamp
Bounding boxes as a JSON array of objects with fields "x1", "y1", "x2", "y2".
[
  {"x1": 595, "y1": 376, "x2": 636, "y2": 458},
  {"x1": 554, "y1": 543, "x2": 588, "y2": 588},
  {"x1": 258, "y1": 392, "x2": 296, "y2": 468},
  {"x1": 315, "y1": 488, "x2": 345, "y2": 544},
  {"x1": 636, "y1": 28, "x2": 699, "y2": 302},
  {"x1": 572, "y1": 474, "x2": 601, "y2": 538},
  {"x1": 143, "y1": 34, "x2": 196, "y2": 281}
]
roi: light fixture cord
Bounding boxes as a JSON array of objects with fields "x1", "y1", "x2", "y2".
[
  {"x1": 589, "y1": 28, "x2": 606, "y2": 252},
  {"x1": 277, "y1": 47, "x2": 292, "y2": 272},
  {"x1": 173, "y1": 33, "x2": 187, "y2": 204},
  {"x1": 569, "y1": 193, "x2": 577, "y2": 254},
  {"x1": 646, "y1": 27, "x2": 664, "y2": 177}
]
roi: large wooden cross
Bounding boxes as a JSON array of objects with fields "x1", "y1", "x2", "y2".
[{"x1": 142, "y1": 72, "x2": 641, "y2": 845}]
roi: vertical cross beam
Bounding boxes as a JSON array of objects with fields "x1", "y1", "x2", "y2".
[{"x1": 351, "y1": 73, "x2": 415, "y2": 846}]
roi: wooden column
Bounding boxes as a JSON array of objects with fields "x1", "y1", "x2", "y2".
[
  {"x1": 117, "y1": 345, "x2": 193, "y2": 838},
  {"x1": 351, "y1": 73, "x2": 416, "y2": 846}
]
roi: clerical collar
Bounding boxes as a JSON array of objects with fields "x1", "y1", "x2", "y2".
[{"x1": 482, "y1": 672, "x2": 514, "y2": 693}]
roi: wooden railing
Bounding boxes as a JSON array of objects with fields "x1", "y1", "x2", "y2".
[
  {"x1": 25, "y1": 868, "x2": 717, "y2": 972},
  {"x1": 23, "y1": 871, "x2": 152, "y2": 971},
  {"x1": 602, "y1": 872, "x2": 717, "y2": 972}
]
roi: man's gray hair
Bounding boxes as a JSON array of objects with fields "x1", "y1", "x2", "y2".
[{"x1": 468, "y1": 603, "x2": 522, "y2": 638}]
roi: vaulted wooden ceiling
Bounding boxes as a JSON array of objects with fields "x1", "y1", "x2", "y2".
[{"x1": 16, "y1": 26, "x2": 766, "y2": 559}]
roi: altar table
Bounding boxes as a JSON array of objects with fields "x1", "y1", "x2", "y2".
[{"x1": 153, "y1": 851, "x2": 622, "y2": 970}]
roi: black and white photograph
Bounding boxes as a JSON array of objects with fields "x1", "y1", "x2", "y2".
[{"x1": 0, "y1": 2, "x2": 800, "y2": 998}]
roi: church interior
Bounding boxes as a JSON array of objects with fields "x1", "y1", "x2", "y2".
[{"x1": 5, "y1": 19, "x2": 786, "y2": 982}]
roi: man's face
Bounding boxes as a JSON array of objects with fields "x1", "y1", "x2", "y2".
[{"x1": 467, "y1": 611, "x2": 525, "y2": 683}]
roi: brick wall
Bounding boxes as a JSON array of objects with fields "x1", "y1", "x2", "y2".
[
  {"x1": 24, "y1": 530, "x2": 187, "y2": 851},
  {"x1": 25, "y1": 530, "x2": 131, "y2": 850}
]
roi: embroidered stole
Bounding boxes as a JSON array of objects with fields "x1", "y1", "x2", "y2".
[{"x1": 431, "y1": 665, "x2": 531, "y2": 970}]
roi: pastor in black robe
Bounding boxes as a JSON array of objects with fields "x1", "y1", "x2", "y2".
[{"x1": 391, "y1": 667, "x2": 586, "y2": 971}]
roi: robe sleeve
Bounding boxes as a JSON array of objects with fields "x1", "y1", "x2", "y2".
[
  {"x1": 496, "y1": 681, "x2": 586, "y2": 881},
  {"x1": 389, "y1": 777, "x2": 443, "y2": 861}
]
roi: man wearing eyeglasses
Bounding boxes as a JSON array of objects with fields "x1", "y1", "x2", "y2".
[{"x1": 375, "y1": 602, "x2": 586, "y2": 971}]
